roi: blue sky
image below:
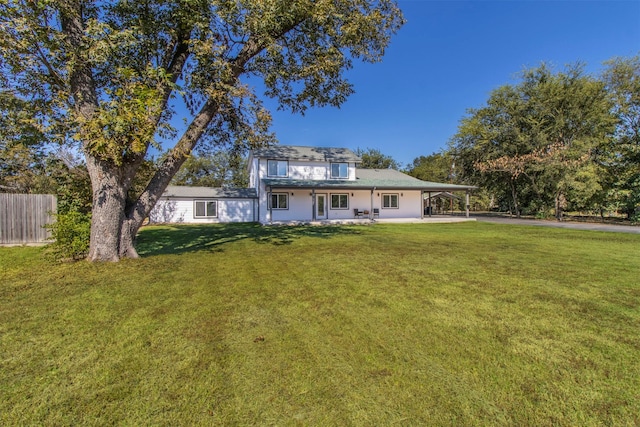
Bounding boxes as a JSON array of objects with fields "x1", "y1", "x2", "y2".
[{"x1": 256, "y1": 0, "x2": 640, "y2": 167}]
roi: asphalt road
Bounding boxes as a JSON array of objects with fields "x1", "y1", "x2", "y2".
[{"x1": 474, "y1": 215, "x2": 640, "y2": 234}]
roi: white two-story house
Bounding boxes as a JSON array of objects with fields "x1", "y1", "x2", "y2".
[{"x1": 150, "y1": 145, "x2": 476, "y2": 224}]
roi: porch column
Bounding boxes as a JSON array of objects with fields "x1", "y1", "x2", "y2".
[
  {"x1": 466, "y1": 191, "x2": 470, "y2": 218},
  {"x1": 370, "y1": 187, "x2": 376, "y2": 219},
  {"x1": 311, "y1": 188, "x2": 316, "y2": 221},
  {"x1": 268, "y1": 188, "x2": 272, "y2": 223}
]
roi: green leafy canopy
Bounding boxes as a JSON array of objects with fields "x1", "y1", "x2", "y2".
[{"x1": 0, "y1": 0, "x2": 404, "y2": 165}]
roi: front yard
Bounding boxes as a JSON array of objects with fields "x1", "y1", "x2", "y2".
[{"x1": 1, "y1": 222, "x2": 638, "y2": 425}]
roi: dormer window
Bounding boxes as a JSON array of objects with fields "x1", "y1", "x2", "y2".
[
  {"x1": 267, "y1": 160, "x2": 288, "y2": 177},
  {"x1": 330, "y1": 162, "x2": 348, "y2": 179}
]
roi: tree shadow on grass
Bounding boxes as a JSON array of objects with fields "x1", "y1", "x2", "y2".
[{"x1": 136, "y1": 222, "x2": 365, "y2": 257}]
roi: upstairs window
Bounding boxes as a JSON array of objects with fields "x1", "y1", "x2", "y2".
[
  {"x1": 382, "y1": 193, "x2": 399, "y2": 209},
  {"x1": 194, "y1": 200, "x2": 218, "y2": 218},
  {"x1": 330, "y1": 162, "x2": 348, "y2": 179},
  {"x1": 267, "y1": 160, "x2": 288, "y2": 177}
]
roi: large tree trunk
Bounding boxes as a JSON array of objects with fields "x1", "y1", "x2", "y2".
[
  {"x1": 85, "y1": 155, "x2": 131, "y2": 262},
  {"x1": 85, "y1": 163, "x2": 147, "y2": 261}
]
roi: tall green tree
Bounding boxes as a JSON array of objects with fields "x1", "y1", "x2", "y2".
[
  {"x1": 0, "y1": 92, "x2": 53, "y2": 193},
  {"x1": 406, "y1": 151, "x2": 454, "y2": 183},
  {"x1": 355, "y1": 147, "x2": 401, "y2": 169},
  {"x1": 0, "y1": 0, "x2": 404, "y2": 261},
  {"x1": 601, "y1": 55, "x2": 640, "y2": 220},
  {"x1": 451, "y1": 63, "x2": 616, "y2": 218},
  {"x1": 172, "y1": 149, "x2": 249, "y2": 188},
  {"x1": 451, "y1": 84, "x2": 534, "y2": 216}
]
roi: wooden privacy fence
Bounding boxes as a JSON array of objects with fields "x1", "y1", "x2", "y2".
[{"x1": 0, "y1": 193, "x2": 57, "y2": 244}]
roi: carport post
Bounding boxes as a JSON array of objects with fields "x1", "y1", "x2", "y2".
[
  {"x1": 370, "y1": 187, "x2": 375, "y2": 219},
  {"x1": 466, "y1": 191, "x2": 470, "y2": 218}
]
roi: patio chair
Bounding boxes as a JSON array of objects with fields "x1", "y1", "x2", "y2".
[
  {"x1": 354, "y1": 208, "x2": 364, "y2": 218},
  {"x1": 373, "y1": 208, "x2": 380, "y2": 219}
]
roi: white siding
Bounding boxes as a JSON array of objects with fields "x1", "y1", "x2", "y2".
[
  {"x1": 150, "y1": 198, "x2": 256, "y2": 223},
  {"x1": 258, "y1": 159, "x2": 357, "y2": 181},
  {"x1": 269, "y1": 190, "x2": 314, "y2": 222},
  {"x1": 376, "y1": 190, "x2": 423, "y2": 219},
  {"x1": 249, "y1": 157, "x2": 260, "y2": 190},
  {"x1": 259, "y1": 190, "x2": 424, "y2": 223}
]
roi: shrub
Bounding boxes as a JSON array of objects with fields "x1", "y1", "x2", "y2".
[{"x1": 44, "y1": 211, "x2": 91, "y2": 261}]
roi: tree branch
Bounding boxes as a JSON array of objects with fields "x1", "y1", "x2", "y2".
[
  {"x1": 59, "y1": 2, "x2": 98, "y2": 125},
  {"x1": 31, "y1": 36, "x2": 66, "y2": 90},
  {"x1": 231, "y1": 15, "x2": 307, "y2": 76},
  {"x1": 121, "y1": 28, "x2": 193, "y2": 182},
  {"x1": 127, "y1": 14, "x2": 310, "y2": 227}
]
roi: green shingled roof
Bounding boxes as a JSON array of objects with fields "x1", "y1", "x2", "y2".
[
  {"x1": 162, "y1": 186, "x2": 257, "y2": 198},
  {"x1": 251, "y1": 145, "x2": 361, "y2": 162},
  {"x1": 263, "y1": 168, "x2": 476, "y2": 191}
]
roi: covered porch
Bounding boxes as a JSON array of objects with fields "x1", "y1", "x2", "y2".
[{"x1": 262, "y1": 170, "x2": 476, "y2": 224}]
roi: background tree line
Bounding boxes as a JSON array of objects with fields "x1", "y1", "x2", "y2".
[
  {"x1": 404, "y1": 56, "x2": 639, "y2": 221},
  {"x1": 442, "y1": 57, "x2": 639, "y2": 221}
]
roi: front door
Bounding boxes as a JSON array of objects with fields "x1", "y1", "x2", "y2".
[{"x1": 316, "y1": 193, "x2": 327, "y2": 220}]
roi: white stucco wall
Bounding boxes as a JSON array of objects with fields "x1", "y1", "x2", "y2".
[
  {"x1": 268, "y1": 189, "x2": 314, "y2": 222},
  {"x1": 149, "y1": 198, "x2": 256, "y2": 223},
  {"x1": 260, "y1": 189, "x2": 424, "y2": 223},
  {"x1": 375, "y1": 190, "x2": 423, "y2": 219}
]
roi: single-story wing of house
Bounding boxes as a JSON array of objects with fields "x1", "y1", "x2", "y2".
[
  {"x1": 149, "y1": 186, "x2": 258, "y2": 223},
  {"x1": 149, "y1": 145, "x2": 476, "y2": 224}
]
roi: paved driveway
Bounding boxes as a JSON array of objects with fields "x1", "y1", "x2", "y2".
[{"x1": 475, "y1": 216, "x2": 640, "y2": 234}]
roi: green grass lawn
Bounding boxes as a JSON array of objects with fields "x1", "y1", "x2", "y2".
[{"x1": 1, "y1": 222, "x2": 639, "y2": 426}]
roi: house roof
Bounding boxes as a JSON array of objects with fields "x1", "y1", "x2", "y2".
[
  {"x1": 263, "y1": 168, "x2": 477, "y2": 191},
  {"x1": 161, "y1": 185, "x2": 257, "y2": 199},
  {"x1": 251, "y1": 145, "x2": 362, "y2": 163}
]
